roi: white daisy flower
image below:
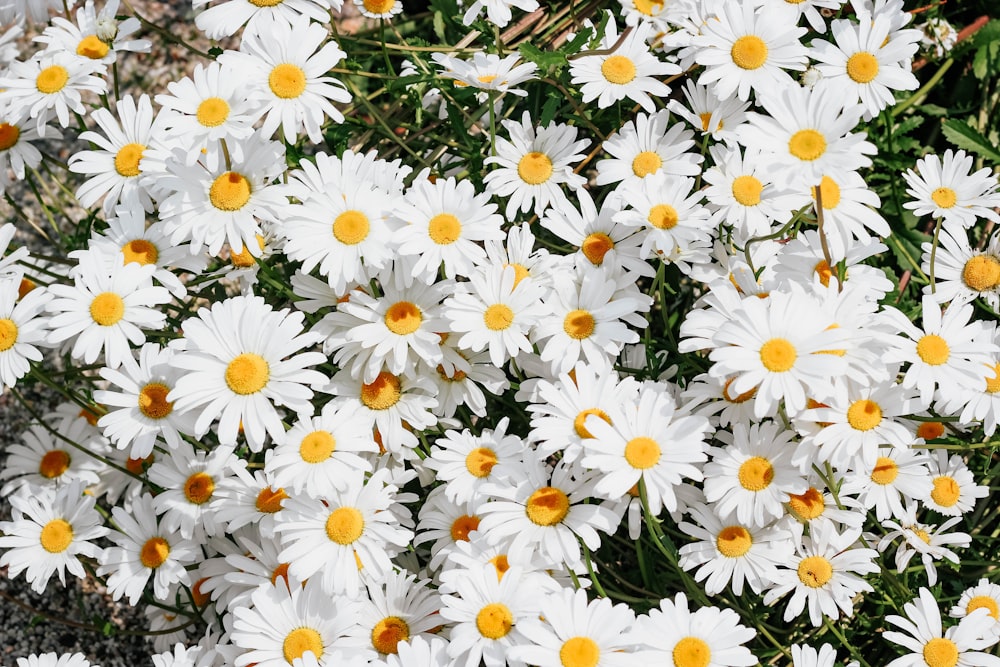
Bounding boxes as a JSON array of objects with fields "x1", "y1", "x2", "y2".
[
  {"x1": 879, "y1": 503, "x2": 970, "y2": 586},
  {"x1": 354, "y1": 0, "x2": 403, "y2": 19},
  {"x1": 193, "y1": 0, "x2": 332, "y2": 40},
  {"x1": 921, "y1": 226, "x2": 1000, "y2": 309},
  {"x1": 460, "y1": 0, "x2": 537, "y2": 27},
  {"x1": 0, "y1": 112, "x2": 48, "y2": 179},
  {"x1": 210, "y1": 467, "x2": 291, "y2": 539},
  {"x1": 903, "y1": 149, "x2": 1000, "y2": 232},
  {"x1": 351, "y1": 570, "x2": 442, "y2": 657},
  {"x1": 379, "y1": 637, "x2": 452, "y2": 667},
  {"x1": 841, "y1": 447, "x2": 933, "y2": 522},
  {"x1": 15, "y1": 655, "x2": 95, "y2": 667},
  {"x1": 146, "y1": 442, "x2": 238, "y2": 540},
  {"x1": 425, "y1": 418, "x2": 527, "y2": 505},
  {"x1": 595, "y1": 108, "x2": 701, "y2": 190},
  {"x1": 0, "y1": 51, "x2": 106, "y2": 135},
  {"x1": 803, "y1": 170, "x2": 891, "y2": 261},
  {"x1": 667, "y1": 78, "x2": 750, "y2": 146},
  {"x1": 34, "y1": 0, "x2": 151, "y2": 64},
  {"x1": 415, "y1": 487, "x2": 485, "y2": 571},
  {"x1": 950, "y1": 579, "x2": 1000, "y2": 629},
  {"x1": 613, "y1": 172, "x2": 715, "y2": 261},
  {"x1": 0, "y1": 275, "x2": 51, "y2": 390},
  {"x1": 924, "y1": 449, "x2": 989, "y2": 516},
  {"x1": 433, "y1": 51, "x2": 538, "y2": 98},
  {"x1": 790, "y1": 643, "x2": 859, "y2": 667}
]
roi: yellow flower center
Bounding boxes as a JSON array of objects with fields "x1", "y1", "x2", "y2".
[
  {"x1": 870, "y1": 456, "x2": 899, "y2": 485},
  {"x1": 517, "y1": 151, "x2": 553, "y2": 185},
  {"x1": 916, "y1": 334, "x2": 950, "y2": 366},
  {"x1": 846, "y1": 399, "x2": 882, "y2": 431},
  {"x1": 813, "y1": 260, "x2": 835, "y2": 288},
  {"x1": 574, "y1": 408, "x2": 610, "y2": 439},
  {"x1": 917, "y1": 421, "x2": 946, "y2": 440},
  {"x1": 490, "y1": 554, "x2": 510, "y2": 580},
  {"x1": 0, "y1": 318, "x2": 18, "y2": 351},
  {"x1": 731, "y1": 35, "x2": 769, "y2": 70},
  {"x1": 229, "y1": 235, "x2": 265, "y2": 269},
  {"x1": 962, "y1": 255, "x2": 1000, "y2": 292},
  {"x1": 525, "y1": 486, "x2": 570, "y2": 526},
  {"x1": 269, "y1": 63, "x2": 307, "y2": 99},
  {"x1": 631, "y1": 151, "x2": 662, "y2": 177},
  {"x1": 325, "y1": 506, "x2": 365, "y2": 544},
  {"x1": 40, "y1": 450, "x2": 70, "y2": 478},
  {"x1": 931, "y1": 476, "x2": 960, "y2": 508},
  {"x1": 40, "y1": 518, "x2": 74, "y2": 553},
  {"x1": 560, "y1": 636, "x2": 600, "y2": 667},
  {"x1": 624, "y1": 436, "x2": 661, "y2": 469},
  {"x1": 788, "y1": 487, "x2": 825, "y2": 520},
  {"x1": 249, "y1": 0, "x2": 283, "y2": 5},
  {"x1": 737, "y1": 456, "x2": 774, "y2": 491},
  {"x1": 333, "y1": 210, "x2": 370, "y2": 245},
  {"x1": 931, "y1": 187, "x2": 957, "y2": 209},
  {"x1": 121, "y1": 239, "x2": 158, "y2": 265},
  {"x1": 19, "y1": 278, "x2": 36, "y2": 299},
  {"x1": 731, "y1": 175, "x2": 763, "y2": 206},
  {"x1": 986, "y1": 363, "x2": 1000, "y2": 393},
  {"x1": 846, "y1": 51, "x2": 879, "y2": 83},
  {"x1": 209, "y1": 171, "x2": 251, "y2": 211},
  {"x1": 673, "y1": 637, "x2": 711, "y2": 667},
  {"x1": 196, "y1": 96, "x2": 230, "y2": 127},
  {"x1": 483, "y1": 303, "x2": 514, "y2": 331},
  {"x1": 271, "y1": 562, "x2": 290, "y2": 586},
  {"x1": 475, "y1": 603, "x2": 514, "y2": 640},
  {"x1": 813, "y1": 175, "x2": 841, "y2": 209},
  {"x1": 283, "y1": 627, "x2": 323, "y2": 664},
  {"x1": 716, "y1": 525, "x2": 752, "y2": 557},
  {"x1": 364, "y1": 0, "x2": 396, "y2": 12},
  {"x1": 0, "y1": 123, "x2": 20, "y2": 150},
  {"x1": 797, "y1": 555, "x2": 833, "y2": 588},
  {"x1": 255, "y1": 486, "x2": 288, "y2": 513},
  {"x1": 76, "y1": 34, "x2": 109, "y2": 59},
  {"x1": 361, "y1": 371, "x2": 402, "y2": 410},
  {"x1": 299, "y1": 430, "x2": 336, "y2": 463},
  {"x1": 372, "y1": 617, "x2": 409, "y2": 654},
  {"x1": 138, "y1": 382, "x2": 173, "y2": 420},
  {"x1": 90, "y1": 292, "x2": 125, "y2": 326},
  {"x1": 450, "y1": 514, "x2": 481, "y2": 541},
  {"x1": 633, "y1": 0, "x2": 663, "y2": 15},
  {"x1": 140, "y1": 536, "x2": 170, "y2": 568},
  {"x1": 114, "y1": 142, "x2": 145, "y2": 177},
  {"x1": 465, "y1": 447, "x2": 498, "y2": 477},
  {"x1": 225, "y1": 353, "x2": 270, "y2": 395},
  {"x1": 601, "y1": 55, "x2": 636, "y2": 84},
  {"x1": 183, "y1": 471, "x2": 215, "y2": 505},
  {"x1": 36, "y1": 65, "x2": 69, "y2": 94},
  {"x1": 788, "y1": 129, "x2": 827, "y2": 161},
  {"x1": 967, "y1": 596, "x2": 1000, "y2": 620},
  {"x1": 581, "y1": 232, "x2": 614, "y2": 265},
  {"x1": 428, "y1": 213, "x2": 462, "y2": 245},
  {"x1": 923, "y1": 638, "x2": 959, "y2": 667},
  {"x1": 506, "y1": 262, "x2": 530, "y2": 286},
  {"x1": 384, "y1": 300, "x2": 422, "y2": 335},
  {"x1": 759, "y1": 338, "x2": 797, "y2": 372},
  {"x1": 647, "y1": 203, "x2": 679, "y2": 229},
  {"x1": 126, "y1": 455, "x2": 152, "y2": 475},
  {"x1": 563, "y1": 309, "x2": 595, "y2": 340}
]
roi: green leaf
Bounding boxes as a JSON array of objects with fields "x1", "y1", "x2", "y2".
[
  {"x1": 517, "y1": 43, "x2": 567, "y2": 71},
  {"x1": 540, "y1": 94, "x2": 561, "y2": 126},
  {"x1": 433, "y1": 11, "x2": 447, "y2": 43},
  {"x1": 941, "y1": 119, "x2": 1000, "y2": 162},
  {"x1": 562, "y1": 27, "x2": 593, "y2": 55}
]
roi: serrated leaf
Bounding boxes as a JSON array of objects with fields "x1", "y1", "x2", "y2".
[
  {"x1": 941, "y1": 119, "x2": 1000, "y2": 162},
  {"x1": 433, "y1": 11, "x2": 446, "y2": 42}
]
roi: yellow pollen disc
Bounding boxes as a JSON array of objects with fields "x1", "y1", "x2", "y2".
[
  {"x1": 0, "y1": 123, "x2": 20, "y2": 150},
  {"x1": 633, "y1": 0, "x2": 663, "y2": 15},
  {"x1": 962, "y1": 255, "x2": 1000, "y2": 292},
  {"x1": 631, "y1": 151, "x2": 662, "y2": 177},
  {"x1": 917, "y1": 421, "x2": 946, "y2": 440},
  {"x1": 916, "y1": 334, "x2": 950, "y2": 366},
  {"x1": 90, "y1": 292, "x2": 125, "y2": 326},
  {"x1": 384, "y1": 301, "x2": 422, "y2": 335},
  {"x1": 255, "y1": 486, "x2": 288, "y2": 513},
  {"x1": 673, "y1": 637, "x2": 711, "y2": 667},
  {"x1": 40, "y1": 518, "x2": 73, "y2": 553},
  {"x1": 476, "y1": 603, "x2": 514, "y2": 640},
  {"x1": 437, "y1": 364, "x2": 467, "y2": 382},
  {"x1": 846, "y1": 51, "x2": 879, "y2": 83},
  {"x1": 923, "y1": 638, "x2": 959, "y2": 667},
  {"x1": 191, "y1": 578, "x2": 210, "y2": 608},
  {"x1": 196, "y1": 96, "x2": 230, "y2": 127},
  {"x1": 759, "y1": 338, "x2": 797, "y2": 372},
  {"x1": 813, "y1": 175, "x2": 841, "y2": 209},
  {"x1": 428, "y1": 213, "x2": 462, "y2": 245},
  {"x1": 361, "y1": 371, "x2": 402, "y2": 410},
  {"x1": 0, "y1": 318, "x2": 18, "y2": 351},
  {"x1": 140, "y1": 537, "x2": 170, "y2": 568},
  {"x1": 731, "y1": 175, "x2": 763, "y2": 206},
  {"x1": 333, "y1": 210, "x2": 370, "y2": 245},
  {"x1": 76, "y1": 34, "x2": 109, "y2": 59},
  {"x1": 299, "y1": 430, "x2": 336, "y2": 463},
  {"x1": 483, "y1": 304, "x2": 514, "y2": 331},
  {"x1": 914, "y1": 528, "x2": 931, "y2": 544},
  {"x1": 209, "y1": 171, "x2": 251, "y2": 211},
  {"x1": 465, "y1": 447, "x2": 498, "y2": 477},
  {"x1": 138, "y1": 382, "x2": 173, "y2": 420},
  {"x1": 225, "y1": 353, "x2": 270, "y2": 395},
  {"x1": 985, "y1": 363, "x2": 1000, "y2": 393},
  {"x1": 36, "y1": 65, "x2": 69, "y2": 94},
  {"x1": 715, "y1": 525, "x2": 752, "y2": 557},
  {"x1": 648, "y1": 203, "x2": 679, "y2": 229},
  {"x1": 699, "y1": 112, "x2": 713, "y2": 132},
  {"x1": 450, "y1": 514, "x2": 481, "y2": 541},
  {"x1": 506, "y1": 262, "x2": 530, "y2": 286},
  {"x1": 490, "y1": 554, "x2": 510, "y2": 579},
  {"x1": 581, "y1": 232, "x2": 614, "y2": 265},
  {"x1": 931, "y1": 187, "x2": 957, "y2": 208},
  {"x1": 363, "y1": 0, "x2": 395, "y2": 12},
  {"x1": 788, "y1": 129, "x2": 827, "y2": 161},
  {"x1": 731, "y1": 35, "x2": 769, "y2": 70},
  {"x1": 574, "y1": 408, "x2": 611, "y2": 439},
  {"x1": 563, "y1": 309, "x2": 595, "y2": 340},
  {"x1": 283, "y1": 627, "x2": 323, "y2": 664},
  {"x1": 624, "y1": 436, "x2": 661, "y2": 469},
  {"x1": 183, "y1": 471, "x2": 215, "y2": 505},
  {"x1": 967, "y1": 596, "x2": 1000, "y2": 620},
  {"x1": 814, "y1": 260, "x2": 834, "y2": 288},
  {"x1": 517, "y1": 151, "x2": 553, "y2": 185},
  {"x1": 722, "y1": 377, "x2": 757, "y2": 403},
  {"x1": 931, "y1": 476, "x2": 960, "y2": 507},
  {"x1": 601, "y1": 55, "x2": 637, "y2": 84},
  {"x1": 121, "y1": 239, "x2": 158, "y2": 265},
  {"x1": 525, "y1": 486, "x2": 570, "y2": 526},
  {"x1": 797, "y1": 555, "x2": 833, "y2": 588},
  {"x1": 269, "y1": 63, "x2": 307, "y2": 99},
  {"x1": 125, "y1": 455, "x2": 152, "y2": 475},
  {"x1": 870, "y1": 456, "x2": 899, "y2": 485},
  {"x1": 271, "y1": 562, "x2": 290, "y2": 586},
  {"x1": 249, "y1": 0, "x2": 283, "y2": 5},
  {"x1": 372, "y1": 617, "x2": 409, "y2": 654},
  {"x1": 325, "y1": 506, "x2": 364, "y2": 544},
  {"x1": 114, "y1": 142, "x2": 145, "y2": 177},
  {"x1": 229, "y1": 235, "x2": 265, "y2": 269},
  {"x1": 560, "y1": 636, "x2": 600, "y2": 667},
  {"x1": 18, "y1": 278, "x2": 36, "y2": 299},
  {"x1": 477, "y1": 74, "x2": 498, "y2": 84},
  {"x1": 788, "y1": 487, "x2": 825, "y2": 520},
  {"x1": 846, "y1": 399, "x2": 882, "y2": 431},
  {"x1": 737, "y1": 456, "x2": 774, "y2": 491}
]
